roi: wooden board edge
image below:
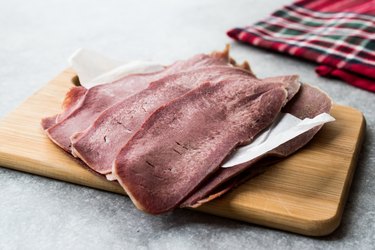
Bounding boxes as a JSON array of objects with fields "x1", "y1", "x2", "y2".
[
  {"x1": 0, "y1": 149, "x2": 125, "y2": 195},
  {"x1": 195, "y1": 110, "x2": 366, "y2": 236},
  {"x1": 320, "y1": 111, "x2": 366, "y2": 236}
]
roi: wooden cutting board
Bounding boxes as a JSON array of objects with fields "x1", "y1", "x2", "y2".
[{"x1": 0, "y1": 69, "x2": 365, "y2": 236}]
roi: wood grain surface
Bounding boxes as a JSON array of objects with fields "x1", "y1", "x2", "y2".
[{"x1": 0, "y1": 69, "x2": 365, "y2": 236}]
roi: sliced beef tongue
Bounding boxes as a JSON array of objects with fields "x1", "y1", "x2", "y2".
[
  {"x1": 42, "y1": 46, "x2": 236, "y2": 131},
  {"x1": 71, "y1": 66, "x2": 256, "y2": 175},
  {"x1": 40, "y1": 47, "x2": 333, "y2": 215},
  {"x1": 41, "y1": 86, "x2": 87, "y2": 130},
  {"x1": 181, "y1": 84, "x2": 332, "y2": 208},
  {"x1": 71, "y1": 70, "x2": 299, "y2": 175},
  {"x1": 112, "y1": 79, "x2": 289, "y2": 214},
  {"x1": 43, "y1": 50, "x2": 232, "y2": 152},
  {"x1": 262, "y1": 75, "x2": 300, "y2": 102},
  {"x1": 41, "y1": 114, "x2": 58, "y2": 130}
]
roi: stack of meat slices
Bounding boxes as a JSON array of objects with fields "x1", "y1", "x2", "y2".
[{"x1": 42, "y1": 47, "x2": 332, "y2": 214}]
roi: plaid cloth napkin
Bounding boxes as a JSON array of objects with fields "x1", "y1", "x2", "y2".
[{"x1": 227, "y1": 0, "x2": 375, "y2": 92}]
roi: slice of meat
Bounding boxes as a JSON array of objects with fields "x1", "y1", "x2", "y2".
[
  {"x1": 112, "y1": 79, "x2": 288, "y2": 214},
  {"x1": 56, "y1": 86, "x2": 88, "y2": 123},
  {"x1": 71, "y1": 66, "x2": 257, "y2": 174},
  {"x1": 43, "y1": 50, "x2": 232, "y2": 152},
  {"x1": 41, "y1": 114, "x2": 58, "y2": 130},
  {"x1": 42, "y1": 86, "x2": 88, "y2": 130},
  {"x1": 181, "y1": 84, "x2": 333, "y2": 207},
  {"x1": 262, "y1": 75, "x2": 300, "y2": 102}
]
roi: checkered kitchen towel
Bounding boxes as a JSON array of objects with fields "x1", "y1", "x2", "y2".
[{"x1": 228, "y1": 0, "x2": 375, "y2": 92}]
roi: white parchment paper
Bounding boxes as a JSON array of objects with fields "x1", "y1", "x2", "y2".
[
  {"x1": 69, "y1": 49, "x2": 335, "y2": 169},
  {"x1": 221, "y1": 112, "x2": 334, "y2": 168},
  {"x1": 69, "y1": 48, "x2": 164, "y2": 88}
]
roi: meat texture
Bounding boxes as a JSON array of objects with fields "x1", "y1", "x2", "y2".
[
  {"x1": 72, "y1": 71, "x2": 300, "y2": 175},
  {"x1": 71, "y1": 66, "x2": 257, "y2": 174},
  {"x1": 113, "y1": 79, "x2": 289, "y2": 214},
  {"x1": 181, "y1": 84, "x2": 332, "y2": 207},
  {"x1": 43, "y1": 51, "x2": 232, "y2": 152}
]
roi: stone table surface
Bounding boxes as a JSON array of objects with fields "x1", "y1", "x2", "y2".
[{"x1": 0, "y1": 0, "x2": 374, "y2": 249}]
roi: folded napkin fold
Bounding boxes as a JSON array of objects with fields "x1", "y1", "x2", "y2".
[{"x1": 227, "y1": 0, "x2": 375, "y2": 92}]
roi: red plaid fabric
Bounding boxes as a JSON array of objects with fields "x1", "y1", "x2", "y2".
[{"x1": 227, "y1": 0, "x2": 375, "y2": 92}]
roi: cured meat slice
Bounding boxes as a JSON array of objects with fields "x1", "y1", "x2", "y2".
[
  {"x1": 71, "y1": 66, "x2": 256, "y2": 174},
  {"x1": 43, "y1": 51, "x2": 232, "y2": 152},
  {"x1": 181, "y1": 84, "x2": 332, "y2": 207},
  {"x1": 113, "y1": 79, "x2": 288, "y2": 214},
  {"x1": 42, "y1": 86, "x2": 87, "y2": 130}
]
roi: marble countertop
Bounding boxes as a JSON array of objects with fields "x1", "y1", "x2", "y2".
[{"x1": 0, "y1": 0, "x2": 374, "y2": 249}]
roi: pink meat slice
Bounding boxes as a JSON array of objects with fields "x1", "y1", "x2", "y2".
[
  {"x1": 41, "y1": 86, "x2": 87, "y2": 130},
  {"x1": 43, "y1": 52, "x2": 231, "y2": 152},
  {"x1": 112, "y1": 79, "x2": 289, "y2": 214},
  {"x1": 181, "y1": 84, "x2": 332, "y2": 207},
  {"x1": 55, "y1": 86, "x2": 88, "y2": 124},
  {"x1": 71, "y1": 66, "x2": 257, "y2": 174}
]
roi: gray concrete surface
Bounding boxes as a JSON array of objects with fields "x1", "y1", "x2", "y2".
[{"x1": 0, "y1": 0, "x2": 374, "y2": 249}]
